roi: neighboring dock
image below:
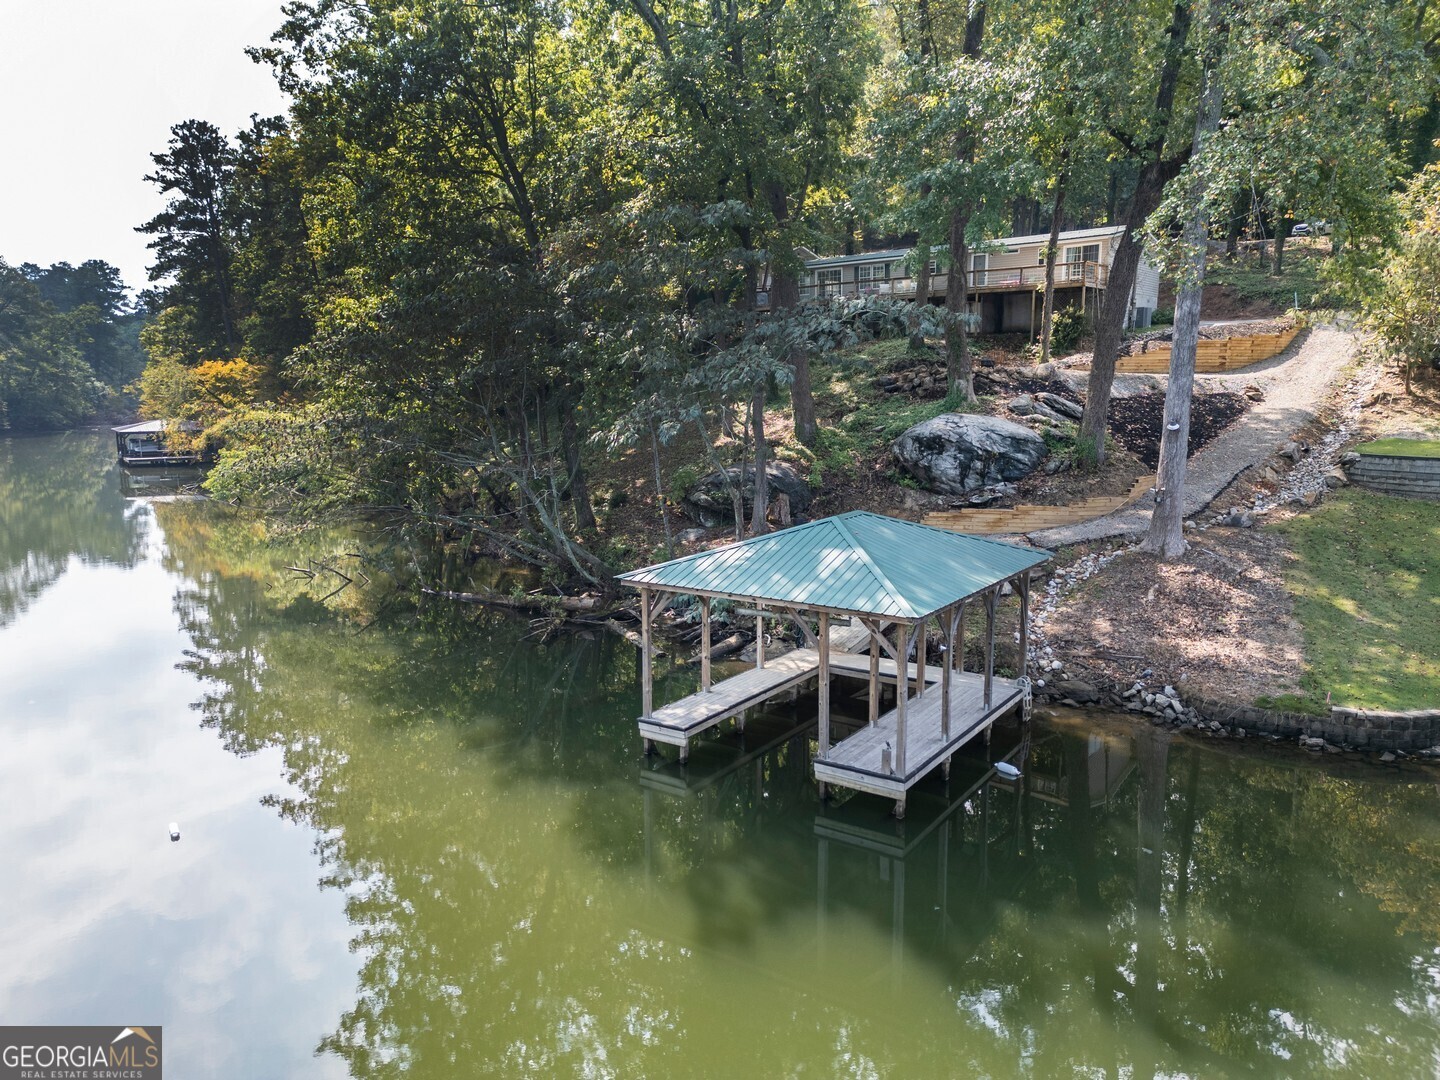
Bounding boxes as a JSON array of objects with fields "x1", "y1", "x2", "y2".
[{"x1": 619, "y1": 511, "x2": 1050, "y2": 818}]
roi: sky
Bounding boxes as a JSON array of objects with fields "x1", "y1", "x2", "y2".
[{"x1": 0, "y1": 0, "x2": 290, "y2": 294}]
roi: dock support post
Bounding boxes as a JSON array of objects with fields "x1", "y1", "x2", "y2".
[
  {"x1": 817, "y1": 611, "x2": 831, "y2": 759},
  {"x1": 894, "y1": 796, "x2": 906, "y2": 820},
  {"x1": 640, "y1": 587, "x2": 654, "y2": 720},
  {"x1": 941, "y1": 605, "x2": 956, "y2": 739},
  {"x1": 679, "y1": 741, "x2": 689, "y2": 764},
  {"x1": 868, "y1": 631, "x2": 880, "y2": 725},
  {"x1": 701, "y1": 595, "x2": 712, "y2": 692},
  {"x1": 915, "y1": 617, "x2": 926, "y2": 699},
  {"x1": 956, "y1": 601, "x2": 966, "y2": 677},
  {"x1": 755, "y1": 604, "x2": 765, "y2": 669},
  {"x1": 896, "y1": 623, "x2": 915, "y2": 777},
  {"x1": 983, "y1": 590, "x2": 997, "y2": 710},
  {"x1": 1018, "y1": 574, "x2": 1030, "y2": 682}
]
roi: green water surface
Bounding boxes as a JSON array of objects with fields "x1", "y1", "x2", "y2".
[{"x1": 2, "y1": 431, "x2": 1439, "y2": 1078}]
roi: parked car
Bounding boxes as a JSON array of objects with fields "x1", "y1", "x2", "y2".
[{"x1": 1290, "y1": 222, "x2": 1311, "y2": 236}]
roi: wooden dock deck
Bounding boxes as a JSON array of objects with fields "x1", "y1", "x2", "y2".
[
  {"x1": 639, "y1": 639, "x2": 940, "y2": 756},
  {"x1": 814, "y1": 674, "x2": 1024, "y2": 804},
  {"x1": 640, "y1": 648, "x2": 824, "y2": 749}
]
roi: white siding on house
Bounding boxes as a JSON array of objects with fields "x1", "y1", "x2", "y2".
[{"x1": 1131, "y1": 253, "x2": 1162, "y2": 326}]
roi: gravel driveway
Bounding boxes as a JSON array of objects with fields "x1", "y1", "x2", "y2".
[{"x1": 1030, "y1": 325, "x2": 1358, "y2": 547}]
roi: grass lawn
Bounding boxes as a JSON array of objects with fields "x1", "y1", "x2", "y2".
[
  {"x1": 1272, "y1": 489, "x2": 1440, "y2": 711},
  {"x1": 1356, "y1": 438, "x2": 1440, "y2": 459}
]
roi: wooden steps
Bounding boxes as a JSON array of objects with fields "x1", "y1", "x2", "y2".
[{"x1": 923, "y1": 474, "x2": 1155, "y2": 535}]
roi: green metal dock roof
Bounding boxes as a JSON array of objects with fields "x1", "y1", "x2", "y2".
[{"x1": 617, "y1": 511, "x2": 1050, "y2": 620}]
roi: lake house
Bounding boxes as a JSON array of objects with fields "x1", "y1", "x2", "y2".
[{"x1": 763, "y1": 225, "x2": 1161, "y2": 333}]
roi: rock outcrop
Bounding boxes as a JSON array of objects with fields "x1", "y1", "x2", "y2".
[
  {"x1": 892, "y1": 414, "x2": 1048, "y2": 495},
  {"x1": 684, "y1": 462, "x2": 813, "y2": 526}
]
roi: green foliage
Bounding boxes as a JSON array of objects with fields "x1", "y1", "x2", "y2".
[
  {"x1": 668, "y1": 465, "x2": 702, "y2": 504},
  {"x1": 1361, "y1": 166, "x2": 1440, "y2": 390},
  {"x1": 138, "y1": 119, "x2": 240, "y2": 359},
  {"x1": 1272, "y1": 489, "x2": 1440, "y2": 711},
  {"x1": 1049, "y1": 307, "x2": 1087, "y2": 352},
  {"x1": 1150, "y1": 307, "x2": 1175, "y2": 326},
  {"x1": 1070, "y1": 433, "x2": 1102, "y2": 472},
  {"x1": 0, "y1": 260, "x2": 103, "y2": 431},
  {"x1": 1207, "y1": 249, "x2": 1345, "y2": 310}
]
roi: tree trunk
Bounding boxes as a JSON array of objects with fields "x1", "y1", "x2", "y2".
[
  {"x1": 649, "y1": 421, "x2": 674, "y2": 558},
  {"x1": 1224, "y1": 188, "x2": 1247, "y2": 258},
  {"x1": 769, "y1": 258, "x2": 816, "y2": 444},
  {"x1": 1271, "y1": 212, "x2": 1288, "y2": 275},
  {"x1": 1076, "y1": 199, "x2": 1151, "y2": 459},
  {"x1": 1141, "y1": 0, "x2": 1228, "y2": 559},
  {"x1": 941, "y1": 1, "x2": 987, "y2": 401},
  {"x1": 910, "y1": 241, "x2": 931, "y2": 350},
  {"x1": 945, "y1": 208, "x2": 974, "y2": 399},
  {"x1": 767, "y1": 181, "x2": 816, "y2": 448},
  {"x1": 1039, "y1": 164, "x2": 1069, "y2": 364},
  {"x1": 1076, "y1": 0, "x2": 1194, "y2": 466},
  {"x1": 748, "y1": 385, "x2": 769, "y2": 536},
  {"x1": 561, "y1": 391, "x2": 597, "y2": 532}
]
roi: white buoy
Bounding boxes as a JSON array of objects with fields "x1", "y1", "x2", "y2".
[
  {"x1": 994, "y1": 761, "x2": 1022, "y2": 781},
  {"x1": 168, "y1": 822, "x2": 181, "y2": 842}
]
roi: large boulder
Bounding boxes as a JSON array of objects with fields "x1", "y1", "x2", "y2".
[
  {"x1": 684, "y1": 461, "x2": 813, "y2": 527},
  {"x1": 892, "y1": 413, "x2": 1048, "y2": 495}
]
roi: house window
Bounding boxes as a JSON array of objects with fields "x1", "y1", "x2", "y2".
[
  {"x1": 1064, "y1": 243, "x2": 1101, "y2": 281},
  {"x1": 815, "y1": 268, "x2": 842, "y2": 295},
  {"x1": 856, "y1": 262, "x2": 889, "y2": 282}
]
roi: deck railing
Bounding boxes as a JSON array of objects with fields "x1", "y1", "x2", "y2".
[{"x1": 783, "y1": 260, "x2": 1107, "y2": 305}]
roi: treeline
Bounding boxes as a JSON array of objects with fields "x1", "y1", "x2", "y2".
[
  {"x1": 134, "y1": 0, "x2": 1438, "y2": 579},
  {"x1": 0, "y1": 259, "x2": 147, "y2": 432}
]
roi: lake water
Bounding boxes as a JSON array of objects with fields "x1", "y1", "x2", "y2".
[{"x1": 3, "y1": 430, "x2": 1440, "y2": 1077}]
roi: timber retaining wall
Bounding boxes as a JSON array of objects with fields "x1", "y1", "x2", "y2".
[{"x1": 1350, "y1": 453, "x2": 1440, "y2": 500}]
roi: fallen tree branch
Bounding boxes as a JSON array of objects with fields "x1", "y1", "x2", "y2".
[
  {"x1": 602, "y1": 619, "x2": 665, "y2": 658},
  {"x1": 421, "y1": 587, "x2": 603, "y2": 614},
  {"x1": 684, "y1": 632, "x2": 749, "y2": 664}
]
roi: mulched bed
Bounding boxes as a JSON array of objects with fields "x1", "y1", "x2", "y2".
[
  {"x1": 1106, "y1": 392, "x2": 1250, "y2": 468},
  {"x1": 995, "y1": 373, "x2": 1250, "y2": 469}
]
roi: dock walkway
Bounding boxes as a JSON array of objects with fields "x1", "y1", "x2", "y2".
[
  {"x1": 640, "y1": 648, "x2": 823, "y2": 749},
  {"x1": 639, "y1": 622, "x2": 873, "y2": 753}
]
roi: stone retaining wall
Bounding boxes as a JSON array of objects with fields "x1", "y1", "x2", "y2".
[
  {"x1": 1350, "y1": 453, "x2": 1440, "y2": 500},
  {"x1": 1193, "y1": 696, "x2": 1440, "y2": 750}
]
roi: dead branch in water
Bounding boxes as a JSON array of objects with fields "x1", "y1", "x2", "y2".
[{"x1": 422, "y1": 587, "x2": 603, "y2": 614}]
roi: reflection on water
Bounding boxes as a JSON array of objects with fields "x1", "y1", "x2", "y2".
[{"x1": 4, "y1": 432, "x2": 1440, "y2": 1077}]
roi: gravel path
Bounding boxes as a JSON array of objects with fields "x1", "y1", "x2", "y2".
[{"x1": 1030, "y1": 325, "x2": 1359, "y2": 547}]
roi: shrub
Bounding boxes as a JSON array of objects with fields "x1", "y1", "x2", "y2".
[{"x1": 1050, "y1": 307, "x2": 1087, "y2": 351}]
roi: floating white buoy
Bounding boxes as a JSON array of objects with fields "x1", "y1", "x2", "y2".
[
  {"x1": 994, "y1": 761, "x2": 1022, "y2": 781},
  {"x1": 168, "y1": 822, "x2": 180, "y2": 842}
]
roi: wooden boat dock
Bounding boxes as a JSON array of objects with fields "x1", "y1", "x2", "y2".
[{"x1": 619, "y1": 511, "x2": 1051, "y2": 818}]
